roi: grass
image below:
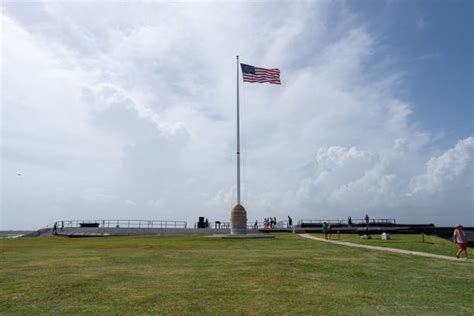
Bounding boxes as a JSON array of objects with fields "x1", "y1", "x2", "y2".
[
  {"x1": 1, "y1": 233, "x2": 473, "y2": 315},
  {"x1": 311, "y1": 233, "x2": 463, "y2": 257}
]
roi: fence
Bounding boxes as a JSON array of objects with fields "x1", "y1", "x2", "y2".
[
  {"x1": 250, "y1": 220, "x2": 290, "y2": 230},
  {"x1": 191, "y1": 220, "x2": 292, "y2": 230},
  {"x1": 297, "y1": 218, "x2": 397, "y2": 226},
  {"x1": 193, "y1": 221, "x2": 230, "y2": 229},
  {"x1": 44, "y1": 219, "x2": 188, "y2": 229}
]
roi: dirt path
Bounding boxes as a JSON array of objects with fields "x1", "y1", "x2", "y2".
[{"x1": 299, "y1": 234, "x2": 473, "y2": 263}]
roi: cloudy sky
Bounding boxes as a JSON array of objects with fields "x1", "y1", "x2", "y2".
[{"x1": 1, "y1": 1, "x2": 473, "y2": 230}]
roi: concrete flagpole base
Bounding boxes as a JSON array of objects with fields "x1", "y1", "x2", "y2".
[
  {"x1": 209, "y1": 204, "x2": 274, "y2": 239},
  {"x1": 231, "y1": 204, "x2": 247, "y2": 235}
]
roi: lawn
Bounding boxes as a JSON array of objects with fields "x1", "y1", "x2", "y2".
[
  {"x1": 311, "y1": 233, "x2": 463, "y2": 257},
  {"x1": 1, "y1": 233, "x2": 473, "y2": 315}
]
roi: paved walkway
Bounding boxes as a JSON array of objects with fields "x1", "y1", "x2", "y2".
[{"x1": 299, "y1": 234, "x2": 473, "y2": 263}]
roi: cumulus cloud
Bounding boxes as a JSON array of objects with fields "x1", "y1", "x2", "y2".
[
  {"x1": 1, "y1": 2, "x2": 472, "y2": 229},
  {"x1": 409, "y1": 137, "x2": 474, "y2": 195}
]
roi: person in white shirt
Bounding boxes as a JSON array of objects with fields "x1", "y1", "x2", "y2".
[{"x1": 453, "y1": 224, "x2": 468, "y2": 259}]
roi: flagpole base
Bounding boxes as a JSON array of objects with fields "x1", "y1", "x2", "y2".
[{"x1": 231, "y1": 204, "x2": 247, "y2": 235}]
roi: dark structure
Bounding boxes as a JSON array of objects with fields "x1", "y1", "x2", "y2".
[
  {"x1": 295, "y1": 218, "x2": 474, "y2": 246},
  {"x1": 197, "y1": 217, "x2": 207, "y2": 228},
  {"x1": 80, "y1": 223, "x2": 99, "y2": 228}
]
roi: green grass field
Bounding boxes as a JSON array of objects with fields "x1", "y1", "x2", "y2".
[
  {"x1": 311, "y1": 233, "x2": 463, "y2": 257},
  {"x1": 1, "y1": 233, "x2": 473, "y2": 315}
]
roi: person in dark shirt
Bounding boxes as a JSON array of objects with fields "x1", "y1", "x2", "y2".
[{"x1": 322, "y1": 222, "x2": 329, "y2": 240}]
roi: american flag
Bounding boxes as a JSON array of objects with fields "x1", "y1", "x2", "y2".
[{"x1": 241, "y1": 63, "x2": 281, "y2": 84}]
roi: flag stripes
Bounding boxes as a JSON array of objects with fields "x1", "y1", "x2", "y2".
[{"x1": 241, "y1": 63, "x2": 281, "y2": 84}]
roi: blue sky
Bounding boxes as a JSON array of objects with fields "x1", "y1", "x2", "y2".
[
  {"x1": 348, "y1": 0, "x2": 473, "y2": 144},
  {"x1": 1, "y1": 1, "x2": 473, "y2": 229}
]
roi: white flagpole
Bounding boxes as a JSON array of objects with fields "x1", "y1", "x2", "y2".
[{"x1": 236, "y1": 55, "x2": 241, "y2": 205}]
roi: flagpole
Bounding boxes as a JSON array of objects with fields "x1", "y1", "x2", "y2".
[
  {"x1": 231, "y1": 56, "x2": 246, "y2": 235},
  {"x1": 236, "y1": 55, "x2": 241, "y2": 205}
]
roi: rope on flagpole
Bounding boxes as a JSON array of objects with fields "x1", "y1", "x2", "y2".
[{"x1": 236, "y1": 55, "x2": 241, "y2": 205}]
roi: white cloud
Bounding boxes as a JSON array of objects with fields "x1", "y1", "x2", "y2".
[
  {"x1": 409, "y1": 137, "x2": 474, "y2": 195},
  {"x1": 125, "y1": 199, "x2": 137, "y2": 207},
  {"x1": 1, "y1": 2, "x2": 472, "y2": 229},
  {"x1": 416, "y1": 16, "x2": 425, "y2": 29}
]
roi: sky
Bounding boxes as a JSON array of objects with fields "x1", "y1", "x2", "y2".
[{"x1": 1, "y1": 0, "x2": 473, "y2": 230}]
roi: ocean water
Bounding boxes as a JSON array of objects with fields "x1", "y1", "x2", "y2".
[{"x1": 0, "y1": 231, "x2": 33, "y2": 237}]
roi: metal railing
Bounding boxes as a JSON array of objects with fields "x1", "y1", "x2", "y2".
[
  {"x1": 193, "y1": 221, "x2": 230, "y2": 229},
  {"x1": 297, "y1": 218, "x2": 397, "y2": 226},
  {"x1": 191, "y1": 220, "x2": 293, "y2": 230},
  {"x1": 251, "y1": 220, "x2": 291, "y2": 230},
  {"x1": 44, "y1": 219, "x2": 187, "y2": 229}
]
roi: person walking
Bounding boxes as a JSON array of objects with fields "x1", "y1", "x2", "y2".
[
  {"x1": 287, "y1": 216, "x2": 293, "y2": 229},
  {"x1": 347, "y1": 216, "x2": 352, "y2": 227},
  {"x1": 365, "y1": 214, "x2": 369, "y2": 225},
  {"x1": 453, "y1": 224, "x2": 469, "y2": 259},
  {"x1": 322, "y1": 222, "x2": 329, "y2": 240}
]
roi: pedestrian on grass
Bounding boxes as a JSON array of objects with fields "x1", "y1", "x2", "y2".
[
  {"x1": 287, "y1": 216, "x2": 293, "y2": 228},
  {"x1": 453, "y1": 224, "x2": 469, "y2": 259},
  {"x1": 52, "y1": 222, "x2": 58, "y2": 235},
  {"x1": 322, "y1": 222, "x2": 329, "y2": 240},
  {"x1": 347, "y1": 216, "x2": 352, "y2": 227}
]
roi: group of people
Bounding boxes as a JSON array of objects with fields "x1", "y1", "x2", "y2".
[
  {"x1": 257, "y1": 215, "x2": 293, "y2": 230},
  {"x1": 262, "y1": 217, "x2": 278, "y2": 229}
]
